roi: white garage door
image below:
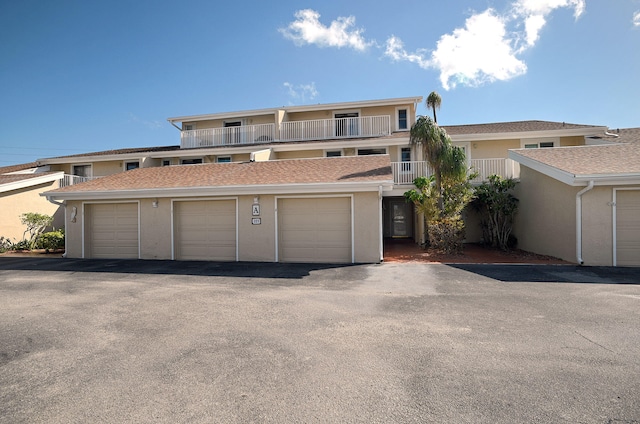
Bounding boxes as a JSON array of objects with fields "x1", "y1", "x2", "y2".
[
  {"x1": 88, "y1": 203, "x2": 139, "y2": 259},
  {"x1": 174, "y1": 200, "x2": 236, "y2": 261},
  {"x1": 616, "y1": 190, "x2": 640, "y2": 267},
  {"x1": 278, "y1": 197, "x2": 351, "y2": 263}
]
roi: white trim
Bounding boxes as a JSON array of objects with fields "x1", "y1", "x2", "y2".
[
  {"x1": 82, "y1": 200, "x2": 141, "y2": 259},
  {"x1": 170, "y1": 197, "x2": 239, "y2": 262},
  {"x1": 275, "y1": 194, "x2": 355, "y2": 263},
  {"x1": 0, "y1": 171, "x2": 64, "y2": 194},
  {"x1": 612, "y1": 187, "x2": 640, "y2": 267},
  {"x1": 44, "y1": 180, "x2": 394, "y2": 202}
]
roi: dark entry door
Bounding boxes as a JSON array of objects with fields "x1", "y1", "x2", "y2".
[{"x1": 385, "y1": 199, "x2": 412, "y2": 238}]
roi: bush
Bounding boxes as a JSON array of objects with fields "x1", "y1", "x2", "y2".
[
  {"x1": 11, "y1": 239, "x2": 31, "y2": 251},
  {"x1": 427, "y1": 217, "x2": 465, "y2": 254},
  {"x1": 36, "y1": 229, "x2": 65, "y2": 251},
  {"x1": 0, "y1": 237, "x2": 13, "y2": 253}
]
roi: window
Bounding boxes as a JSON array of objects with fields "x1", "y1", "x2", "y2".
[
  {"x1": 72, "y1": 164, "x2": 91, "y2": 177},
  {"x1": 401, "y1": 147, "x2": 412, "y2": 172},
  {"x1": 325, "y1": 150, "x2": 342, "y2": 157},
  {"x1": 162, "y1": 159, "x2": 171, "y2": 166},
  {"x1": 216, "y1": 156, "x2": 231, "y2": 163},
  {"x1": 357, "y1": 148, "x2": 387, "y2": 156},
  {"x1": 522, "y1": 138, "x2": 558, "y2": 148},
  {"x1": 540, "y1": 142, "x2": 555, "y2": 148},
  {"x1": 125, "y1": 161, "x2": 140, "y2": 171},
  {"x1": 183, "y1": 123, "x2": 195, "y2": 131},
  {"x1": 181, "y1": 158, "x2": 203, "y2": 165},
  {"x1": 397, "y1": 108, "x2": 408, "y2": 130}
]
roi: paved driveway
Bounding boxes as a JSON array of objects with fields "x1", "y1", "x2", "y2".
[{"x1": 1, "y1": 258, "x2": 639, "y2": 423}]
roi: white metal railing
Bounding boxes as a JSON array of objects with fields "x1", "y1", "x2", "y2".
[
  {"x1": 391, "y1": 158, "x2": 520, "y2": 185},
  {"x1": 279, "y1": 115, "x2": 391, "y2": 142},
  {"x1": 60, "y1": 175, "x2": 100, "y2": 187},
  {"x1": 470, "y1": 158, "x2": 520, "y2": 183},
  {"x1": 181, "y1": 123, "x2": 276, "y2": 149}
]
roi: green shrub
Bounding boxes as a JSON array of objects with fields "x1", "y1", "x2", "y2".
[
  {"x1": 35, "y1": 229, "x2": 65, "y2": 251},
  {"x1": 0, "y1": 236, "x2": 13, "y2": 253},
  {"x1": 427, "y1": 217, "x2": 465, "y2": 254},
  {"x1": 11, "y1": 239, "x2": 31, "y2": 251}
]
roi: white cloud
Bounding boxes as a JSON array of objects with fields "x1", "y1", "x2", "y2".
[
  {"x1": 279, "y1": 9, "x2": 372, "y2": 51},
  {"x1": 429, "y1": 10, "x2": 527, "y2": 90},
  {"x1": 283, "y1": 82, "x2": 319, "y2": 103},
  {"x1": 384, "y1": 36, "x2": 430, "y2": 69},
  {"x1": 633, "y1": 11, "x2": 640, "y2": 27},
  {"x1": 513, "y1": 0, "x2": 585, "y2": 48}
]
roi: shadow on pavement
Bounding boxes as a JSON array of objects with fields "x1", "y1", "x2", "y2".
[
  {"x1": 0, "y1": 257, "x2": 358, "y2": 279},
  {"x1": 449, "y1": 264, "x2": 640, "y2": 285}
]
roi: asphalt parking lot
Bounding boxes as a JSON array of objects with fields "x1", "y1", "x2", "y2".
[{"x1": 1, "y1": 258, "x2": 639, "y2": 423}]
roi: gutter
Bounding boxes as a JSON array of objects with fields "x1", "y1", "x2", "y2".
[{"x1": 576, "y1": 180, "x2": 594, "y2": 265}]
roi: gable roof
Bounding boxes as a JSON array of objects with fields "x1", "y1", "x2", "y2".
[
  {"x1": 585, "y1": 127, "x2": 640, "y2": 145},
  {"x1": 43, "y1": 156, "x2": 394, "y2": 200},
  {"x1": 0, "y1": 162, "x2": 64, "y2": 194},
  {"x1": 509, "y1": 143, "x2": 640, "y2": 186},
  {"x1": 443, "y1": 120, "x2": 607, "y2": 141}
]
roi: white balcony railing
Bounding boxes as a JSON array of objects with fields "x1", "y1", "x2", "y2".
[
  {"x1": 60, "y1": 175, "x2": 99, "y2": 187},
  {"x1": 279, "y1": 115, "x2": 391, "y2": 142},
  {"x1": 391, "y1": 158, "x2": 520, "y2": 186},
  {"x1": 181, "y1": 124, "x2": 276, "y2": 149}
]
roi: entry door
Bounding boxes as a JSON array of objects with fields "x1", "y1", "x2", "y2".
[
  {"x1": 387, "y1": 199, "x2": 412, "y2": 238},
  {"x1": 335, "y1": 113, "x2": 359, "y2": 137},
  {"x1": 224, "y1": 121, "x2": 242, "y2": 144}
]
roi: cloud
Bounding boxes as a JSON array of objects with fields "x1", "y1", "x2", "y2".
[
  {"x1": 279, "y1": 9, "x2": 372, "y2": 51},
  {"x1": 512, "y1": 0, "x2": 585, "y2": 47},
  {"x1": 429, "y1": 10, "x2": 527, "y2": 90},
  {"x1": 128, "y1": 113, "x2": 162, "y2": 129},
  {"x1": 283, "y1": 82, "x2": 319, "y2": 104},
  {"x1": 384, "y1": 36, "x2": 430, "y2": 69},
  {"x1": 634, "y1": 11, "x2": 640, "y2": 27}
]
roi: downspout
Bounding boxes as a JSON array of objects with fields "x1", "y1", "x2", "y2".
[
  {"x1": 576, "y1": 180, "x2": 594, "y2": 265},
  {"x1": 46, "y1": 196, "x2": 68, "y2": 258},
  {"x1": 379, "y1": 185, "x2": 384, "y2": 262}
]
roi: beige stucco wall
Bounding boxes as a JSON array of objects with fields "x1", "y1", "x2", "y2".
[
  {"x1": 580, "y1": 187, "x2": 614, "y2": 266},
  {"x1": 514, "y1": 167, "x2": 579, "y2": 263},
  {"x1": 470, "y1": 139, "x2": 520, "y2": 159},
  {"x1": 63, "y1": 191, "x2": 382, "y2": 263},
  {"x1": 0, "y1": 180, "x2": 62, "y2": 242},
  {"x1": 274, "y1": 150, "x2": 323, "y2": 160},
  {"x1": 93, "y1": 161, "x2": 126, "y2": 177},
  {"x1": 559, "y1": 136, "x2": 585, "y2": 147}
]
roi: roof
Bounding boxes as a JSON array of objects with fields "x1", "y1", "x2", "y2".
[
  {"x1": 39, "y1": 145, "x2": 181, "y2": 161},
  {"x1": 585, "y1": 127, "x2": 640, "y2": 144},
  {"x1": 44, "y1": 156, "x2": 394, "y2": 200},
  {"x1": 509, "y1": 143, "x2": 640, "y2": 186},
  {"x1": 442, "y1": 120, "x2": 602, "y2": 135},
  {"x1": 0, "y1": 162, "x2": 38, "y2": 174}
]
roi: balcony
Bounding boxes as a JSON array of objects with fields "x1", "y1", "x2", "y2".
[
  {"x1": 60, "y1": 175, "x2": 100, "y2": 188},
  {"x1": 179, "y1": 115, "x2": 392, "y2": 149},
  {"x1": 279, "y1": 115, "x2": 391, "y2": 142},
  {"x1": 391, "y1": 158, "x2": 520, "y2": 185}
]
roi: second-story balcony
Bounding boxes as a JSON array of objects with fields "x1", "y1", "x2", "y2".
[
  {"x1": 180, "y1": 115, "x2": 392, "y2": 149},
  {"x1": 391, "y1": 158, "x2": 520, "y2": 186}
]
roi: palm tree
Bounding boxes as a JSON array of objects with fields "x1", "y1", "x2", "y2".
[
  {"x1": 426, "y1": 91, "x2": 442, "y2": 123},
  {"x1": 410, "y1": 115, "x2": 447, "y2": 211}
]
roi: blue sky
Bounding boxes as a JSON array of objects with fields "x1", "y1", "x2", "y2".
[{"x1": 1, "y1": 0, "x2": 638, "y2": 165}]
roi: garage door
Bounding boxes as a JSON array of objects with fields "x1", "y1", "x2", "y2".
[
  {"x1": 278, "y1": 197, "x2": 351, "y2": 263},
  {"x1": 88, "y1": 203, "x2": 139, "y2": 259},
  {"x1": 616, "y1": 190, "x2": 640, "y2": 266},
  {"x1": 174, "y1": 200, "x2": 236, "y2": 261}
]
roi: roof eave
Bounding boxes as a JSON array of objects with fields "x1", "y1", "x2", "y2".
[
  {"x1": 450, "y1": 126, "x2": 608, "y2": 142},
  {"x1": 43, "y1": 180, "x2": 395, "y2": 201},
  {"x1": 0, "y1": 172, "x2": 64, "y2": 194}
]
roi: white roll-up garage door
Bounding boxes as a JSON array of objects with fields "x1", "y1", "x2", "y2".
[
  {"x1": 173, "y1": 200, "x2": 237, "y2": 261},
  {"x1": 87, "y1": 203, "x2": 139, "y2": 259},
  {"x1": 278, "y1": 197, "x2": 352, "y2": 263},
  {"x1": 616, "y1": 190, "x2": 640, "y2": 267}
]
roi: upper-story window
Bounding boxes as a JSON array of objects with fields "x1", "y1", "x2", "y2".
[
  {"x1": 183, "y1": 123, "x2": 195, "y2": 131},
  {"x1": 397, "y1": 108, "x2": 408, "y2": 131},
  {"x1": 72, "y1": 164, "x2": 92, "y2": 177},
  {"x1": 181, "y1": 158, "x2": 203, "y2": 165},
  {"x1": 522, "y1": 138, "x2": 558, "y2": 149},
  {"x1": 162, "y1": 159, "x2": 172, "y2": 166},
  {"x1": 325, "y1": 150, "x2": 343, "y2": 157},
  {"x1": 125, "y1": 161, "x2": 140, "y2": 171},
  {"x1": 216, "y1": 156, "x2": 231, "y2": 163},
  {"x1": 357, "y1": 148, "x2": 387, "y2": 156}
]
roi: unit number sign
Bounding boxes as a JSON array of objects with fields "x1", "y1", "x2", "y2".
[{"x1": 252, "y1": 204, "x2": 260, "y2": 216}]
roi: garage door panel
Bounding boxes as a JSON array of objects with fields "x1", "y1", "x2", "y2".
[
  {"x1": 88, "y1": 203, "x2": 139, "y2": 259},
  {"x1": 617, "y1": 190, "x2": 640, "y2": 266},
  {"x1": 174, "y1": 200, "x2": 236, "y2": 261},
  {"x1": 278, "y1": 197, "x2": 351, "y2": 263}
]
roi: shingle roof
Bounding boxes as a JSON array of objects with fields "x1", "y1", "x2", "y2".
[
  {"x1": 0, "y1": 162, "x2": 38, "y2": 175},
  {"x1": 585, "y1": 127, "x2": 640, "y2": 144},
  {"x1": 442, "y1": 120, "x2": 603, "y2": 135},
  {"x1": 512, "y1": 143, "x2": 640, "y2": 175},
  {"x1": 42, "y1": 145, "x2": 181, "y2": 160},
  {"x1": 48, "y1": 156, "x2": 393, "y2": 194}
]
